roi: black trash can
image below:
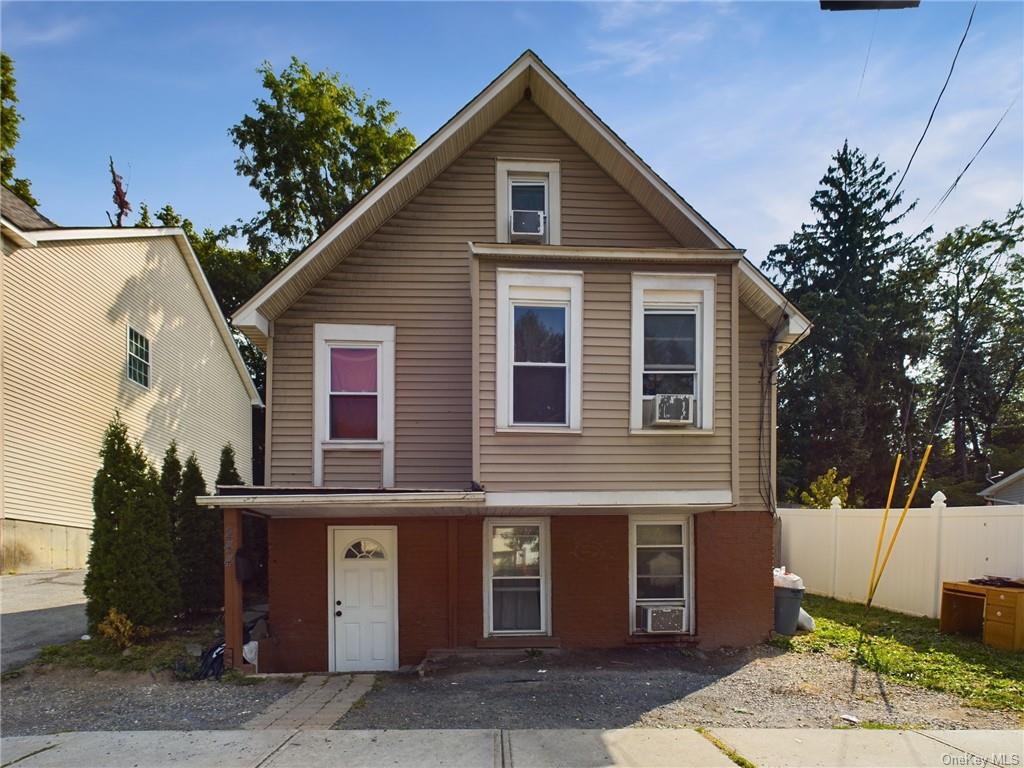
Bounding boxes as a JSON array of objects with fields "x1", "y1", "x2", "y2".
[{"x1": 774, "y1": 586, "x2": 805, "y2": 635}]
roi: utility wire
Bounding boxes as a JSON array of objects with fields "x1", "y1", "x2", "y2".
[
  {"x1": 888, "y1": 2, "x2": 977, "y2": 205},
  {"x1": 926, "y1": 94, "x2": 1020, "y2": 220},
  {"x1": 854, "y1": 10, "x2": 880, "y2": 108}
]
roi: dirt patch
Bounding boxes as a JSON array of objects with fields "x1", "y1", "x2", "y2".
[
  {"x1": 336, "y1": 645, "x2": 1021, "y2": 731},
  {"x1": 0, "y1": 666, "x2": 301, "y2": 736}
]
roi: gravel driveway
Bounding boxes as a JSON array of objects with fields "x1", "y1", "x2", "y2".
[
  {"x1": 0, "y1": 667, "x2": 301, "y2": 736},
  {"x1": 338, "y1": 645, "x2": 1020, "y2": 731}
]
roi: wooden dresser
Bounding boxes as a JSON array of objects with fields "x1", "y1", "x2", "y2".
[{"x1": 940, "y1": 581, "x2": 1024, "y2": 652}]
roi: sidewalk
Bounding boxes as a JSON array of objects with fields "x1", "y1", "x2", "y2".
[{"x1": 1, "y1": 728, "x2": 1020, "y2": 768}]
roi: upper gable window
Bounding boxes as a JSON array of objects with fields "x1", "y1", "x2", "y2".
[
  {"x1": 496, "y1": 160, "x2": 561, "y2": 245},
  {"x1": 126, "y1": 326, "x2": 150, "y2": 388},
  {"x1": 630, "y1": 274, "x2": 716, "y2": 433}
]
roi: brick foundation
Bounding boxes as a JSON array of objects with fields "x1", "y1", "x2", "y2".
[{"x1": 255, "y1": 510, "x2": 773, "y2": 672}]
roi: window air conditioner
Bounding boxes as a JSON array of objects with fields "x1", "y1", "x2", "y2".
[
  {"x1": 643, "y1": 605, "x2": 685, "y2": 633},
  {"x1": 510, "y1": 210, "x2": 545, "y2": 238},
  {"x1": 643, "y1": 394, "x2": 696, "y2": 427}
]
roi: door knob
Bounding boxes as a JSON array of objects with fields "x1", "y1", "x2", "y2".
[{"x1": 335, "y1": 610, "x2": 342, "y2": 617}]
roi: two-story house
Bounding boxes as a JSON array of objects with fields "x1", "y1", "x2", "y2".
[
  {"x1": 202, "y1": 52, "x2": 809, "y2": 673},
  {"x1": 1, "y1": 188, "x2": 260, "y2": 572}
]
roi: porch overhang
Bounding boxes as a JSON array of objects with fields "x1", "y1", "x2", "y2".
[{"x1": 197, "y1": 486, "x2": 735, "y2": 517}]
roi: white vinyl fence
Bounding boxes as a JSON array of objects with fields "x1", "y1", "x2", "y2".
[{"x1": 778, "y1": 493, "x2": 1024, "y2": 618}]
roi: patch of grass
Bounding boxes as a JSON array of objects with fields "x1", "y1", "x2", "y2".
[
  {"x1": 834, "y1": 720, "x2": 923, "y2": 730},
  {"x1": 221, "y1": 669, "x2": 264, "y2": 686},
  {"x1": 696, "y1": 728, "x2": 757, "y2": 768},
  {"x1": 37, "y1": 618, "x2": 221, "y2": 675},
  {"x1": 783, "y1": 594, "x2": 1024, "y2": 712},
  {"x1": 1, "y1": 668, "x2": 24, "y2": 682}
]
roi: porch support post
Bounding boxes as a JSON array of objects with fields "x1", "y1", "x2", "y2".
[{"x1": 223, "y1": 507, "x2": 244, "y2": 669}]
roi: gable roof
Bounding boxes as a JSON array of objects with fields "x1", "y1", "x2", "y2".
[
  {"x1": 1, "y1": 187, "x2": 57, "y2": 233},
  {"x1": 233, "y1": 50, "x2": 808, "y2": 350},
  {"x1": 979, "y1": 467, "x2": 1024, "y2": 499},
  {"x1": 2, "y1": 225, "x2": 262, "y2": 405}
]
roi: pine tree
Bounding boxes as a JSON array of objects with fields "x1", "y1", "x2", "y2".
[
  {"x1": 216, "y1": 443, "x2": 244, "y2": 487},
  {"x1": 160, "y1": 441, "x2": 183, "y2": 550},
  {"x1": 85, "y1": 415, "x2": 179, "y2": 631},
  {"x1": 178, "y1": 453, "x2": 222, "y2": 614},
  {"x1": 765, "y1": 143, "x2": 934, "y2": 505}
]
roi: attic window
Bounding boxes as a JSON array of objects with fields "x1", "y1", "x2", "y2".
[{"x1": 496, "y1": 160, "x2": 560, "y2": 245}]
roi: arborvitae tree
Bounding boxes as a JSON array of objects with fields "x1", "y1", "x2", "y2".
[
  {"x1": 765, "y1": 142, "x2": 934, "y2": 506},
  {"x1": 178, "y1": 453, "x2": 222, "y2": 614},
  {"x1": 1, "y1": 52, "x2": 37, "y2": 206},
  {"x1": 160, "y1": 440, "x2": 183, "y2": 547},
  {"x1": 216, "y1": 443, "x2": 244, "y2": 487},
  {"x1": 85, "y1": 415, "x2": 179, "y2": 630}
]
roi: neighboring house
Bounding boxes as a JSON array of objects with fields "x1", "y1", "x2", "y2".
[
  {"x1": 1, "y1": 188, "x2": 261, "y2": 573},
  {"x1": 201, "y1": 51, "x2": 809, "y2": 673},
  {"x1": 980, "y1": 468, "x2": 1024, "y2": 505}
]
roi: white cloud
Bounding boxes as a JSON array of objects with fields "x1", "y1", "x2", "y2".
[{"x1": 5, "y1": 17, "x2": 87, "y2": 46}]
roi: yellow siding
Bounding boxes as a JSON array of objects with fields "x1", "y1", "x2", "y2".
[
  {"x1": 477, "y1": 260, "x2": 733, "y2": 491},
  {"x1": 270, "y1": 100, "x2": 688, "y2": 488},
  {"x1": 2, "y1": 236, "x2": 253, "y2": 529}
]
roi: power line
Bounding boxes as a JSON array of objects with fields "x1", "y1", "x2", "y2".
[
  {"x1": 854, "y1": 10, "x2": 880, "y2": 108},
  {"x1": 926, "y1": 93, "x2": 1020, "y2": 220},
  {"x1": 888, "y1": 2, "x2": 977, "y2": 205}
]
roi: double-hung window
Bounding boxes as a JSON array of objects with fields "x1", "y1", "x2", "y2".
[
  {"x1": 496, "y1": 160, "x2": 561, "y2": 245},
  {"x1": 496, "y1": 269, "x2": 582, "y2": 431},
  {"x1": 630, "y1": 274, "x2": 716, "y2": 432},
  {"x1": 126, "y1": 326, "x2": 150, "y2": 388},
  {"x1": 313, "y1": 324, "x2": 395, "y2": 486},
  {"x1": 630, "y1": 517, "x2": 692, "y2": 634},
  {"x1": 484, "y1": 518, "x2": 549, "y2": 635}
]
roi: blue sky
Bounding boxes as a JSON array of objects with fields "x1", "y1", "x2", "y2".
[{"x1": 2, "y1": 1, "x2": 1021, "y2": 263}]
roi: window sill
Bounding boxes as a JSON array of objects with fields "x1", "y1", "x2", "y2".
[
  {"x1": 626, "y1": 633, "x2": 698, "y2": 645},
  {"x1": 628, "y1": 428, "x2": 715, "y2": 437},
  {"x1": 321, "y1": 441, "x2": 384, "y2": 451},
  {"x1": 496, "y1": 426, "x2": 582, "y2": 435}
]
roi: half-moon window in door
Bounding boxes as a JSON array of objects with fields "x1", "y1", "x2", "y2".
[{"x1": 344, "y1": 539, "x2": 386, "y2": 559}]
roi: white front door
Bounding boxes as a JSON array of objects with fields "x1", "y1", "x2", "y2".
[{"x1": 329, "y1": 527, "x2": 398, "y2": 672}]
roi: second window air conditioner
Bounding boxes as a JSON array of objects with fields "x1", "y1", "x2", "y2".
[
  {"x1": 643, "y1": 605, "x2": 686, "y2": 633},
  {"x1": 643, "y1": 393, "x2": 696, "y2": 427}
]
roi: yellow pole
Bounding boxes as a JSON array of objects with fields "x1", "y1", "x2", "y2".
[
  {"x1": 868, "y1": 453, "x2": 903, "y2": 599},
  {"x1": 867, "y1": 444, "x2": 933, "y2": 607}
]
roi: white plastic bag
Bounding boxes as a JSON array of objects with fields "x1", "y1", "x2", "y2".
[
  {"x1": 797, "y1": 607, "x2": 816, "y2": 632},
  {"x1": 773, "y1": 565, "x2": 805, "y2": 590}
]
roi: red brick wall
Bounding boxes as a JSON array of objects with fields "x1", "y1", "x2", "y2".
[
  {"x1": 259, "y1": 511, "x2": 772, "y2": 672},
  {"x1": 551, "y1": 516, "x2": 629, "y2": 646},
  {"x1": 693, "y1": 509, "x2": 775, "y2": 647}
]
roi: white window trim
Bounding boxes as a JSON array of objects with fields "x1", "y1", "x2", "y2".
[
  {"x1": 496, "y1": 159, "x2": 561, "y2": 245},
  {"x1": 126, "y1": 325, "x2": 151, "y2": 389},
  {"x1": 496, "y1": 268, "x2": 583, "y2": 432},
  {"x1": 628, "y1": 514, "x2": 694, "y2": 635},
  {"x1": 313, "y1": 323, "x2": 395, "y2": 486},
  {"x1": 482, "y1": 517, "x2": 551, "y2": 637},
  {"x1": 630, "y1": 273, "x2": 716, "y2": 433}
]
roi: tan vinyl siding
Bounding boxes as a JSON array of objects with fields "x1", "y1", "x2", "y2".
[
  {"x1": 477, "y1": 260, "x2": 733, "y2": 491},
  {"x1": 270, "y1": 100, "x2": 690, "y2": 488},
  {"x1": 322, "y1": 450, "x2": 382, "y2": 488},
  {"x1": 2, "y1": 237, "x2": 252, "y2": 530},
  {"x1": 738, "y1": 305, "x2": 771, "y2": 510}
]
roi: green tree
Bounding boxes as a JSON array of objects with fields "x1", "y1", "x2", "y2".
[
  {"x1": 229, "y1": 56, "x2": 416, "y2": 256},
  {"x1": 1, "y1": 51, "x2": 37, "y2": 206},
  {"x1": 765, "y1": 142, "x2": 934, "y2": 506},
  {"x1": 794, "y1": 467, "x2": 857, "y2": 509},
  {"x1": 922, "y1": 205, "x2": 1024, "y2": 503},
  {"x1": 84, "y1": 415, "x2": 179, "y2": 630},
  {"x1": 216, "y1": 443, "x2": 244, "y2": 487},
  {"x1": 177, "y1": 453, "x2": 222, "y2": 614},
  {"x1": 160, "y1": 440, "x2": 183, "y2": 540}
]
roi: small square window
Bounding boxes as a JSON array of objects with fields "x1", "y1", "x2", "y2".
[{"x1": 127, "y1": 327, "x2": 150, "y2": 388}]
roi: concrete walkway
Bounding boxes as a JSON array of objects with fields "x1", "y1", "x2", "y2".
[
  {"x1": 1, "y1": 728, "x2": 1020, "y2": 767},
  {"x1": 243, "y1": 674, "x2": 374, "y2": 730},
  {"x1": 0, "y1": 569, "x2": 86, "y2": 671}
]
